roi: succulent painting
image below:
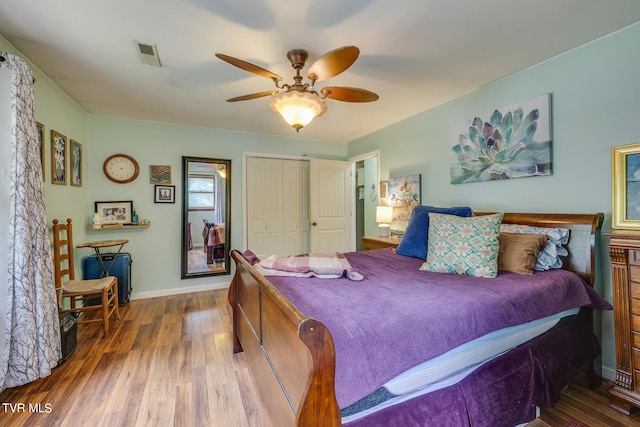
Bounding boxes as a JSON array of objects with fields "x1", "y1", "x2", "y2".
[{"x1": 450, "y1": 95, "x2": 551, "y2": 184}]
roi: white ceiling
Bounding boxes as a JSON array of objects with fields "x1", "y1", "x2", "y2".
[{"x1": 1, "y1": 0, "x2": 640, "y2": 143}]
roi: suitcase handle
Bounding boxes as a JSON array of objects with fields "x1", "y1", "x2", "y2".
[{"x1": 97, "y1": 253, "x2": 132, "y2": 263}]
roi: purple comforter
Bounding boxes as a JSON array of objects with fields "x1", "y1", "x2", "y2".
[{"x1": 267, "y1": 248, "x2": 611, "y2": 409}]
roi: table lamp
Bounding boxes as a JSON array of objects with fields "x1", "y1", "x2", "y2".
[{"x1": 376, "y1": 206, "x2": 393, "y2": 238}]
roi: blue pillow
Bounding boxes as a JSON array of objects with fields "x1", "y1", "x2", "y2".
[{"x1": 395, "y1": 205, "x2": 473, "y2": 259}]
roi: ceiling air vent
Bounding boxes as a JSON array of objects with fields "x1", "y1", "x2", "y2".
[{"x1": 135, "y1": 41, "x2": 161, "y2": 67}]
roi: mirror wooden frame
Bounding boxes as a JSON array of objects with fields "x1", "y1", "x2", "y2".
[{"x1": 181, "y1": 156, "x2": 231, "y2": 279}]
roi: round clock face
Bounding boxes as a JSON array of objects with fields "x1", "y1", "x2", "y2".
[{"x1": 103, "y1": 154, "x2": 140, "y2": 183}]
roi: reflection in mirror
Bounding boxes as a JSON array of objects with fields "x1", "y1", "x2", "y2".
[{"x1": 181, "y1": 156, "x2": 231, "y2": 279}]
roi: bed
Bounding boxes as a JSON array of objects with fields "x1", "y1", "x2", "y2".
[{"x1": 228, "y1": 212, "x2": 611, "y2": 427}]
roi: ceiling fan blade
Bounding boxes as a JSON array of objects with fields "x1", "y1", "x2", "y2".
[
  {"x1": 226, "y1": 91, "x2": 278, "y2": 102},
  {"x1": 320, "y1": 86, "x2": 379, "y2": 102},
  {"x1": 215, "y1": 53, "x2": 283, "y2": 82},
  {"x1": 307, "y1": 46, "x2": 360, "y2": 82}
]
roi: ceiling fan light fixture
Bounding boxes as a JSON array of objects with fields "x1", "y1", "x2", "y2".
[{"x1": 269, "y1": 90, "x2": 327, "y2": 132}]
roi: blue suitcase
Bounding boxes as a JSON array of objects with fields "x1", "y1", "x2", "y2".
[{"x1": 83, "y1": 252, "x2": 132, "y2": 306}]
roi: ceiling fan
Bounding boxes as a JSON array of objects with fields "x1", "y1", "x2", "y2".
[{"x1": 215, "y1": 46, "x2": 379, "y2": 132}]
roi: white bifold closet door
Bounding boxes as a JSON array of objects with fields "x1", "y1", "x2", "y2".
[{"x1": 246, "y1": 157, "x2": 310, "y2": 256}]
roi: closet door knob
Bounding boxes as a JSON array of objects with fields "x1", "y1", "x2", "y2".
[{"x1": 312, "y1": 222, "x2": 318, "y2": 226}]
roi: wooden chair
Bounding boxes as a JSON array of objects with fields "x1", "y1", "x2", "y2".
[{"x1": 52, "y1": 218, "x2": 120, "y2": 337}]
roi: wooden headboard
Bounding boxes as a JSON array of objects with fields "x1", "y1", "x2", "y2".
[{"x1": 477, "y1": 212, "x2": 604, "y2": 286}]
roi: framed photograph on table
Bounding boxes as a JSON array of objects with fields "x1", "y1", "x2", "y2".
[
  {"x1": 70, "y1": 139, "x2": 82, "y2": 187},
  {"x1": 154, "y1": 185, "x2": 175, "y2": 203},
  {"x1": 95, "y1": 201, "x2": 133, "y2": 224},
  {"x1": 613, "y1": 143, "x2": 640, "y2": 229},
  {"x1": 51, "y1": 130, "x2": 67, "y2": 185}
]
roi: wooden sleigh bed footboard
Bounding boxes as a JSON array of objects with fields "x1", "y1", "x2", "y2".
[
  {"x1": 229, "y1": 249, "x2": 342, "y2": 427},
  {"x1": 229, "y1": 212, "x2": 605, "y2": 427}
]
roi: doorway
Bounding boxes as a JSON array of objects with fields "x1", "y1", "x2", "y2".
[{"x1": 351, "y1": 151, "x2": 379, "y2": 251}]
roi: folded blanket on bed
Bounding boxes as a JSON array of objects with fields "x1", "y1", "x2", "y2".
[{"x1": 258, "y1": 252, "x2": 364, "y2": 281}]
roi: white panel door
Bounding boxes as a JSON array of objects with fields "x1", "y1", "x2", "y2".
[
  {"x1": 299, "y1": 161, "x2": 310, "y2": 254},
  {"x1": 310, "y1": 158, "x2": 353, "y2": 253},
  {"x1": 246, "y1": 157, "x2": 283, "y2": 255},
  {"x1": 282, "y1": 159, "x2": 302, "y2": 256}
]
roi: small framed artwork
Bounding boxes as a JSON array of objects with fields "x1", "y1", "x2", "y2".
[
  {"x1": 154, "y1": 185, "x2": 175, "y2": 203},
  {"x1": 612, "y1": 143, "x2": 640, "y2": 229},
  {"x1": 70, "y1": 139, "x2": 82, "y2": 187},
  {"x1": 379, "y1": 181, "x2": 388, "y2": 199},
  {"x1": 150, "y1": 165, "x2": 172, "y2": 184},
  {"x1": 95, "y1": 201, "x2": 133, "y2": 224},
  {"x1": 51, "y1": 130, "x2": 67, "y2": 185},
  {"x1": 36, "y1": 122, "x2": 45, "y2": 181}
]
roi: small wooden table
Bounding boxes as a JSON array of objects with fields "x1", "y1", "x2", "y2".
[
  {"x1": 362, "y1": 236, "x2": 402, "y2": 251},
  {"x1": 76, "y1": 239, "x2": 128, "y2": 277}
]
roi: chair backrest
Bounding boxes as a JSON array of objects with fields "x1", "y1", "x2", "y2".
[{"x1": 52, "y1": 218, "x2": 76, "y2": 288}]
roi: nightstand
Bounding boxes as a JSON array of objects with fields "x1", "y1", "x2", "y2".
[{"x1": 362, "y1": 236, "x2": 402, "y2": 251}]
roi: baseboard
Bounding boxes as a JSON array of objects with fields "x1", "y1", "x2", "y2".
[
  {"x1": 130, "y1": 281, "x2": 230, "y2": 300},
  {"x1": 602, "y1": 365, "x2": 616, "y2": 382}
]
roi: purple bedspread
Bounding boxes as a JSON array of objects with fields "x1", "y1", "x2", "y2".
[
  {"x1": 266, "y1": 248, "x2": 611, "y2": 409},
  {"x1": 344, "y1": 314, "x2": 599, "y2": 426}
]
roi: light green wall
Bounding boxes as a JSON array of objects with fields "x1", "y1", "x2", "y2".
[
  {"x1": 87, "y1": 116, "x2": 346, "y2": 295},
  {"x1": 348, "y1": 22, "x2": 640, "y2": 379}
]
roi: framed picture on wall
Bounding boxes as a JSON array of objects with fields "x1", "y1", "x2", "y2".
[
  {"x1": 612, "y1": 142, "x2": 640, "y2": 229},
  {"x1": 154, "y1": 185, "x2": 175, "y2": 203},
  {"x1": 70, "y1": 139, "x2": 82, "y2": 187},
  {"x1": 51, "y1": 130, "x2": 67, "y2": 185},
  {"x1": 36, "y1": 121, "x2": 45, "y2": 181},
  {"x1": 150, "y1": 165, "x2": 172, "y2": 184},
  {"x1": 379, "y1": 181, "x2": 387, "y2": 199}
]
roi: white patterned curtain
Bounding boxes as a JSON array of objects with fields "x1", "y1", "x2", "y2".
[{"x1": 0, "y1": 52, "x2": 61, "y2": 392}]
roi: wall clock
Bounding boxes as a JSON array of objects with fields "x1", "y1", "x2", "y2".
[{"x1": 103, "y1": 154, "x2": 140, "y2": 184}]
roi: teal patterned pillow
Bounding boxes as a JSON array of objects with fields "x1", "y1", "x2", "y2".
[{"x1": 421, "y1": 213, "x2": 503, "y2": 278}]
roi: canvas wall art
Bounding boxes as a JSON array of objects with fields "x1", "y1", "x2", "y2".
[
  {"x1": 386, "y1": 174, "x2": 421, "y2": 222},
  {"x1": 449, "y1": 93, "x2": 552, "y2": 184},
  {"x1": 150, "y1": 165, "x2": 172, "y2": 184}
]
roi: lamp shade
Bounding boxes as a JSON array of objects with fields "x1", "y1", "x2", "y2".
[
  {"x1": 376, "y1": 206, "x2": 393, "y2": 223},
  {"x1": 270, "y1": 90, "x2": 327, "y2": 132}
]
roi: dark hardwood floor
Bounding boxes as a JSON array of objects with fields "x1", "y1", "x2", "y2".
[{"x1": 1, "y1": 289, "x2": 639, "y2": 426}]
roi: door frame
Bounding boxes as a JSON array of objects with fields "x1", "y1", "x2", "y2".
[{"x1": 348, "y1": 150, "x2": 380, "y2": 245}]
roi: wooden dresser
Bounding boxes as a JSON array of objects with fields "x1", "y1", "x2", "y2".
[
  {"x1": 362, "y1": 236, "x2": 401, "y2": 251},
  {"x1": 607, "y1": 230, "x2": 640, "y2": 414}
]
